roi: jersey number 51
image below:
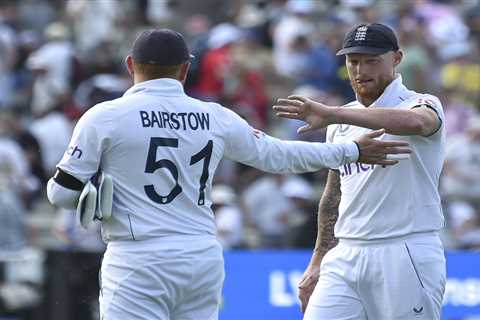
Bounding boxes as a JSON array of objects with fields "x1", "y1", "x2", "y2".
[{"x1": 144, "y1": 137, "x2": 213, "y2": 206}]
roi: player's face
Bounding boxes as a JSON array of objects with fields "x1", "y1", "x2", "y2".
[{"x1": 346, "y1": 51, "x2": 402, "y2": 105}]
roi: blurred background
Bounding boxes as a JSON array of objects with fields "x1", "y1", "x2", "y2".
[{"x1": 0, "y1": 0, "x2": 479, "y2": 319}]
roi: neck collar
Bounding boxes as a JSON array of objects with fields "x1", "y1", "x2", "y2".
[
  {"x1": 356, "y1": 74, "x2": 406, "y2": 107},
  {"x1": 123, "y1": 78, "x2": 185, "y2": 97}
]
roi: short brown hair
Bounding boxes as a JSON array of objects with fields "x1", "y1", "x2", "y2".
[{"x1": 133, "y1": 62, "x2": 181, "y2": 80}]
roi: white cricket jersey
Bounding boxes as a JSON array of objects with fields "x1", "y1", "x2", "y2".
[
  {"x1": 57, "y1": 78, "x2": 359, "y2": 242},
  {"x1": 326, "y1": 75, "x2": 445, "y2": 240}
]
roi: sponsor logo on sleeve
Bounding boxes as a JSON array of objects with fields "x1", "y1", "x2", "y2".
[{"x1": 66, "y1": 145, "x2": 83, "y2": 159}]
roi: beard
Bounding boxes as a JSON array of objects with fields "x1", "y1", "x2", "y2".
[{"x1": 350, "y1": 76, "x2": 391, "y2": 105}]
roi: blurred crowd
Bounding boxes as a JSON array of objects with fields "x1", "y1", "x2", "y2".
[
  {"x1": 0, "y1": 0, "x2": 479, "y2": 271},
  {"x1": 0, "y1": 0, "x2": 479, "y2": 317}
]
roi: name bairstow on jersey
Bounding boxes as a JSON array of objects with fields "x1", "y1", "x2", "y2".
[{"x1": 139, "y1": 110, "x2": 210, "y2": 130}]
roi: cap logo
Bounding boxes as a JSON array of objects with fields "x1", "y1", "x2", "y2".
[{"x1": 354, "y1": 26, "x2": 368, "y2": 41}]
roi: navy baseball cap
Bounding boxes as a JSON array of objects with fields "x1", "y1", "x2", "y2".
[
  {"x1": 336, "y1": 23, "x2": 399, "y2": 56},
  {"x1": 132, "y1": 29, "x2": 194, "y2": 65}
]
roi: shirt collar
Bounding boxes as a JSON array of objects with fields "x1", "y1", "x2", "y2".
[
  {"x1": 123, "y1": 78, "x2": 185, "y2": 97},
  {"x1": 356, "y1": 74, "x2": 408, "y2": 108}
]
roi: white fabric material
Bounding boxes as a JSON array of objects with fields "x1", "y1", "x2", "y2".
[
  {"x1": 47, "y1": 172, "x2": 113, "y2": 228},
  {"x1": 46, "y1": 178, "x2": 79, "y2": 210},
  {"x1": 326, "y1": 75, "x2": 446, "y2": 240},
  {"x1": 304, "y1": 232, "x2": 445, "y2": 320},
  {"x1": 96, "y1": 172, "x2": 113, "y2": 220},
  {"x1": 77, "y1": 181, "x2": 97, "y2": 229},
  {"x1": 99, "y1": 236, "x2": 224, "y2": 320},
  {"x1": 55, "y1": 78, "x2": 358, "y2": 242}
]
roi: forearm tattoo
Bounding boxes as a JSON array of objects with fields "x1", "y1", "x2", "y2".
[{"x1": 314, "y1": 170, "x2": 341, "y2": 260}]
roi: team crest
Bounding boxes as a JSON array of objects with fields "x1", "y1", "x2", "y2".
[{"x1": 355, "y1": 26, "x2": 368, "y2": 41}]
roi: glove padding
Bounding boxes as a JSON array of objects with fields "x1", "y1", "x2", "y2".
[
  {"x1": 76, "y1": 172, "x2": 113, "y2": 229},
  {"x1": 77, "y1": 181, "x2": 97, "y2": 229},
  {"x1": 96, "y1": 172, "x2": 113, "y2": 220}
]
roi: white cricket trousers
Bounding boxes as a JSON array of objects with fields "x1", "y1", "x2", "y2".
[
  {"x1": 99, "y1": 236, "x2": 224, "y2": 320},
  {"x1": 304, "y1": 232, "x2": 446, "y2": 320}
]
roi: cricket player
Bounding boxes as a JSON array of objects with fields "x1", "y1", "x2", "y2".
[
  {"x1": 274, "y1": 23, "x2": 446, "y2": 319},
  {"x1": 46, "y1": 29, "x2": 410, "y2": 320}
]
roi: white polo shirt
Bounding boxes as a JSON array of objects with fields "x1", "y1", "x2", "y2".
[
  {"x1": 56, "y1": 78, "x2": 359, "y2": 242},
  {"x1": 326, "y1": 75, "x2": 445, "y2": 240}
]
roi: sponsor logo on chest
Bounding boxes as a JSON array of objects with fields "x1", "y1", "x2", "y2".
[{"x1": 340, "y1": 162, "x2": 375, "y2": 177}]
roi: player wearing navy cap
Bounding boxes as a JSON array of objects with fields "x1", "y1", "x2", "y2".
[
  {"x1": 274, "y1": 23, "x2": 446, "y2": 320},
  {"x1": 46, "y1": 28, "x2": 410, "y2": 320}
]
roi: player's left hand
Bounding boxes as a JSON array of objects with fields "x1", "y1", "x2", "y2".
[{"x1": 273, "y1": 95, "x2": 335, "y2": 133}]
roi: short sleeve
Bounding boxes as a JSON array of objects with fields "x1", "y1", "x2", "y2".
[
  {"x1": 405, "y1": 94, "x2": 444, "y2": 137},
  {"x1": 406, "y1": 95, "x2": 444, "y2": 120}
]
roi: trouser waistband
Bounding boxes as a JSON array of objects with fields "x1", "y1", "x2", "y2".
[{"x1": 338, "y1": 231, "x2": 440, "y2": 246}]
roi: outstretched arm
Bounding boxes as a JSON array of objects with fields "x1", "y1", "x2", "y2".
[
  {"x1": 224, "y1": 108, "x2": 410, "y2": 172},
  {"x1": 273, "y1": 95, "x2": 441, "y2": 136},
  {"x1": 298, "y1": 170, "x2": 341, "y2": 313}
]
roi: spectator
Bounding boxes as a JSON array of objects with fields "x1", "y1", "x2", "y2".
[
  {"x1": 288, "y1": 32, "x2": 337, "y2": 91},
  {"x1": 414, "y1": 0, "x2": 470, "y2": 62},
  {"x1": 29, "y1": 109, "x2": 72, "y2": 177},
  {"x1": 0, "y1": 130, "x2": 29, "y2": 251},
  {"x1": 396, "y1": 18, "x2": 431, "y2": 92},
  {"x1": 2, "y1": 109, "x2": 45, "y2": 207},
  {"x1": 193, "y1": 22, "x2": 243, "y2": 101},
  {"x1": 26, "y1": 22, "x2": 74, "y2": 116},
  {"x1": 272, "y1": 0, "x2": 315, "y2": 77},
  {"x1": 439, "y1": 89, "x2": 478, "y2": 138},
  {"x1": 440, "y1": 50, "x2": 480, "y2": 107},
  {"x1": 65, "y1": 0, "x2": 122, "y2": 54},
  {"x1": 212, "y1": 184, "x2": 244, "y2": 249},
  {"x1": 0, "y1": 0, "x2": 477, "y2": 263},
  {"x1": 442, "y1": 116, "x2": 480, "y2": 203},
  {"x1": 241, "y1": 174, "x2": 294, "y2": 248},
  {"x1": 281, "y1": 176, "x2": 317, "y2": 248},
  {"x1": 0, "y1": 13, "x2": 17, "y2": 108},
  {"x1": 0, "y1": 1, "x2": 478, "y2": 318},
  {"x1": 447, "y1": 201, "x2": 480, "y2": 250}
]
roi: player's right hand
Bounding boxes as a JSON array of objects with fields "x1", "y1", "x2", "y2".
[
  {"x1": 354, "y1": 129, "x2": 411, "y2": 166},
  {"x1": 298, "y1": 264, "x2": 320, "y2": 313}
]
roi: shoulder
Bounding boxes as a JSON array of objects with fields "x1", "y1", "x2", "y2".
[
  {"x1": 189, "y1": 98, "x2": 242, "y2": 122},
  {"x1": 188, "y1": 96, "x2": 226, "y2": 113},
  {"x1": 76, "y1": 101, "x2": 117, "y2": 129}
]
